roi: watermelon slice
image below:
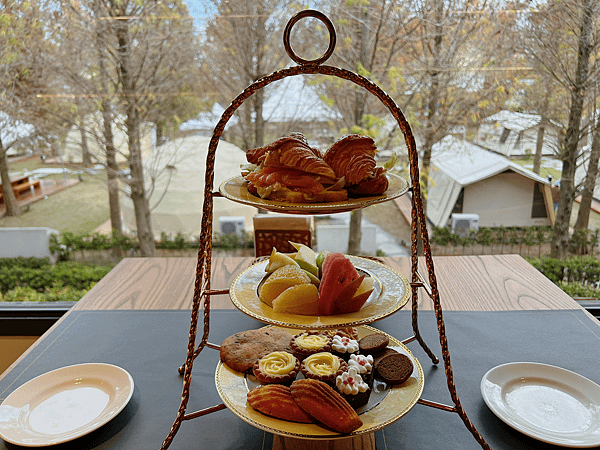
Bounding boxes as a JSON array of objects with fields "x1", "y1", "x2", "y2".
[{"x1": 318, "y1": 253, "x2": 360, "y2": 315}]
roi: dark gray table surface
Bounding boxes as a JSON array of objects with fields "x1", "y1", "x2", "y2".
[{"x1": 1, "y1": 309, "x2": 600, "y2": 450}]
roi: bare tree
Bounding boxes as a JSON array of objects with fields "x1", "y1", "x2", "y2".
[
  {"x1": 524, "y1": 0, "x2": 600, "y2": 259},
  {"x1": 398, "y1": 0, "x2": 523, "y2": 216},
  {"x1": 51, "y1": 0, "x2": 203, "y2": 256},
  {"x1": 574, "y1": 113, "x2": 600, "y2": 234},
  {"x1": 0, "y1": 0, "x2": 53, "y2": 216},
  {"x1": 202, "y1": 0, "x2": 296, "y2": 150}
]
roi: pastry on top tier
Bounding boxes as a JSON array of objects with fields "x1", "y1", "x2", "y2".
[
  {"x1": 300, "y1": 352, "x2": 347, "y2": 386},
  {"x1": 290, "y1": 331, "x2": 332, "y2": 360},
  {"x1": 253, "y1": 351, "x2": 300, "y2": 386}
]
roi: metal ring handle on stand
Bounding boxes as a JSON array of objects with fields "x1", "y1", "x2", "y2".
[{"x1": 283, "y1": 9, "x2": 336, "y2": 65}]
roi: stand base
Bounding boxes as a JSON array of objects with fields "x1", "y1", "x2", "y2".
[{"x1": 272, "y1": 433, "x2": 376, "y2": 450}]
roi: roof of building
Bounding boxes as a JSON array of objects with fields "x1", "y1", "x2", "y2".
[
  {"x1": 482, "y1": 110, "x2": 541, "y2": 132},
  {"x1": 427, "y1": 134, "x2": 549, "y2": 227}
]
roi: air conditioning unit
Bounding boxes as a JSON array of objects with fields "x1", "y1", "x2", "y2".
[
  {"x1": 451, "y1": 213, "x2": 479, "y2": 236},
  {"x1": 219, "y1": 216, "x2": 246, "y2": 238}
]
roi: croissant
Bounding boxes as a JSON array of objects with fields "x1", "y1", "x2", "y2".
[
  {"x1": 323, "y1": 135, "x2": 378, "y2": 185},
  {"x1": 246, "y1": 132, "x2": 307, "y2": 165},
  {"x1": 347, "y1": 167, "x2": 389, "y2": 196},
  {"x1": 247, "y1": 133, "x2": 335, "y2": 179}
]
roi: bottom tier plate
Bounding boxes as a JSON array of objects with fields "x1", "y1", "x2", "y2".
[{"x1": 215, "y1": 325, "x2": 423, "y2": 439}]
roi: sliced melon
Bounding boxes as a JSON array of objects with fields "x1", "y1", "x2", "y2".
[
  {"x1": 318, "y1": 253, "x2": 359, "y2": 316},
  {"x1": 265, "y1": 248, "x2": 299, "y2": 274},
  {"x1": 272, "y1": 284, "x2": 319, "y2": 315},
  {"x1": 259, "y1": 265, "x2": 311, "y2": 307},
  {"x1": 334, "y1": 274, "x2": 374, "y2": 314},
  {"x1": 293, "y1": 244, "x2": 319, "y2": 277}
]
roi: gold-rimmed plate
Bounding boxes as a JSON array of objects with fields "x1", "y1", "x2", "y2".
[
  {"x1": 218, "y1": 173, "x2": 409, "y2": 215},
  {"x1": 229, "y1": 255, "x2": 410, "y2": 329},
  {"x1": 215, "y1": 325, "x2": 424, "y2": 439}
]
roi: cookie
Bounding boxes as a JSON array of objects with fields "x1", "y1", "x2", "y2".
[
  {"x1": 375, "y1": 352, "x2": 413, "y2": 386},
  {"x1": 358, "y1": 332, "x2": 389, "y2": 355},
  {"x1": 290, "y1": 379, "x2": 362, "y2": 434},
  {"x1": 372, "y1": 347, "x2": 399, "y2": 366},
  {"x1": 220, "y1": 327, "x2": 292, "y2": 373},
  {"x1": 247, "y1": 384, "x2": 314, "y2": 423}
]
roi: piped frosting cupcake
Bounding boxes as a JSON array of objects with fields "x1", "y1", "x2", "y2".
[
  {"x1": 336, "y1": 367, "x2": 371, "y2": 409},
  {"x1": 331, "y1": 334, "x2": 359, "y2": 361},
  {"x1": 253, "y1": 351, "x2": 300, "y2": 386},
  {"x1": 348, "y1": 353, "x2": 374, "y2": 387},
  {"x1": 300, "y1": 352, "x2": 347, "y2": 386}
]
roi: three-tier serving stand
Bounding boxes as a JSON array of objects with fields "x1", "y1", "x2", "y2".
[{"x1": 160, "y1": 10, "x2": 491, "y2": 450}]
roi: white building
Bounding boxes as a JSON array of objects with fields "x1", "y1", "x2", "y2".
[
  {"x1": 427, "y1": 135, "x2": 555, "y2": 229},
  {"x1": 63, "y1": 112, "x2": 154, "y2": 164},
  {"x1": 474, "y1": 110, "x2": 560, "y2": 158}
]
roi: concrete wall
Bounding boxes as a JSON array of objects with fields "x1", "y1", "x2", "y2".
[
  {"x1": 0, "y1": 227, "x2": 59, "y2": 263},
  {"x1": 315, "y1": 224, "x2": 377, "y2": 256}
]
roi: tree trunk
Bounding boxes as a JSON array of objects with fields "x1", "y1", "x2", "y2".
[
  {"x1": 533, "y1": 125, "x2": 545, "y2": 174},
  {"x1": 116, "y1": 19, "x2": 155, "y2": 256},
  {"x1": 0, "y1": 140, "x2": 22, "y2": 216},
  {"x1": 254, "y1": 88, "x2": 265, "y2": 148},
  {"x1": 348, "y1": 5, "x2": 371, "y2": 255},
  {"x1": 347, "y1": 209, "x2": 363, "y2": 255},
  {"x1": 550, "y1": 0, "x2": 594, "y2": 260},
  {"x1": 574, "y1": 120, "x2": 600, "y2": 233},
  {"x1": 421, "y1": 0, "x2": 444, "y2": 218},
  {"x1": 79, "y1": 124, "x2": 92, "y2": 166},
  {"x1": 103, "y1": 109, "x2": 122, "y2": 237},
  {"x1": 127, "y1": 114, "x2": 155, "y2": 256},
  {"x1": 96, "y1": 19, "x2": 122, "y2": 243}
]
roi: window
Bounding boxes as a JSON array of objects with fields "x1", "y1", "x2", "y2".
[
  {"x1": 531, "y1": 183, "x2": 548, "y2": 218},
  {"x1": 452, "y1": 188, "x2": 464, "y2": 214}
]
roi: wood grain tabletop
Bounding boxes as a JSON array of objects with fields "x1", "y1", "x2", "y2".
[{"x1": 71, "y1": 254, "x2": 582, "y2": 313}]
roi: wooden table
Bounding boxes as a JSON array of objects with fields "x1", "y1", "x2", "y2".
[
  {"x1": 0, "y1": 175, "x2": 41, "y2": 204},
  {"x1": 66, "y1": 254, "x2": 586, "y2": 313},
  {"x1": 1, "y1": 255, "x2": 599, "y2": 450}
]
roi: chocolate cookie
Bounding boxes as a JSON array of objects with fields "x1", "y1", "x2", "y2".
[
  {"x1": 372, "y1": 347, "x2": 399, "y2": 366},
  {"x1": 358, "y1": 332, "x2": 389, "y2": 355},
  {"x1": 220, "y1": 327, "x2": 292, "y2": 373},
  {"x1": 375, "y1": 353, "x2": 413, "y2": 386}
]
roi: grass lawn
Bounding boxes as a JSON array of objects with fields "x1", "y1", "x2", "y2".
[
  {"x1": 511, "y1": 157, "x2": 562, "y2": 181},
  {"x1": 1, "y1": 165, "x2": 110, "y2": 233},
  {"x1": 571, "y1": 201, "x2": 600, "y2": 230}
]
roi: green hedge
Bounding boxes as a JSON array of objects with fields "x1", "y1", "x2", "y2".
[
  {"x1": 0, "y1": 260, "x2": 113, "y2": 300},
  {"x1": 526, "y1": 256, "x2": 600, "y2": 299},
  {"x1": 50, "y1": 231, "x2": 254, "y2": 260},
  {"x1": 431, "y1": 226, "x2": 554, "y2": 247},
  {"x1": 431, "y1": 226, "x2": 599, "y2": 255},
  {"x1": 1, "y1": 282, "x2": 94, "y2": 302}
]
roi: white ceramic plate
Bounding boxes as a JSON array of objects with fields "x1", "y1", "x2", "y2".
[
  {"x1": 481, "y1": 362, "x2": 600, "y2": 447},
  {"x1": 0, "y1": 363, "x2": 134, "y2": 447},
  {"x1": 216, "y1": 326, "x2": 424, "y2": 439}
]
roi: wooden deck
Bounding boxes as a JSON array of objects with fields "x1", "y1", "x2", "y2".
[{"x1": 0, "y1": 178, "x2": 80, "y2": 217}]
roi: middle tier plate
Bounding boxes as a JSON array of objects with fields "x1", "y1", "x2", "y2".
[{"x1": 229, "y1": 256, "x2": 410, "y2": 329}]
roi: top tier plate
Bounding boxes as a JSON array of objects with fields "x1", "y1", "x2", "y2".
[{"x1": 218, "y1": 173, "x2": 409, "y2": 215}]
